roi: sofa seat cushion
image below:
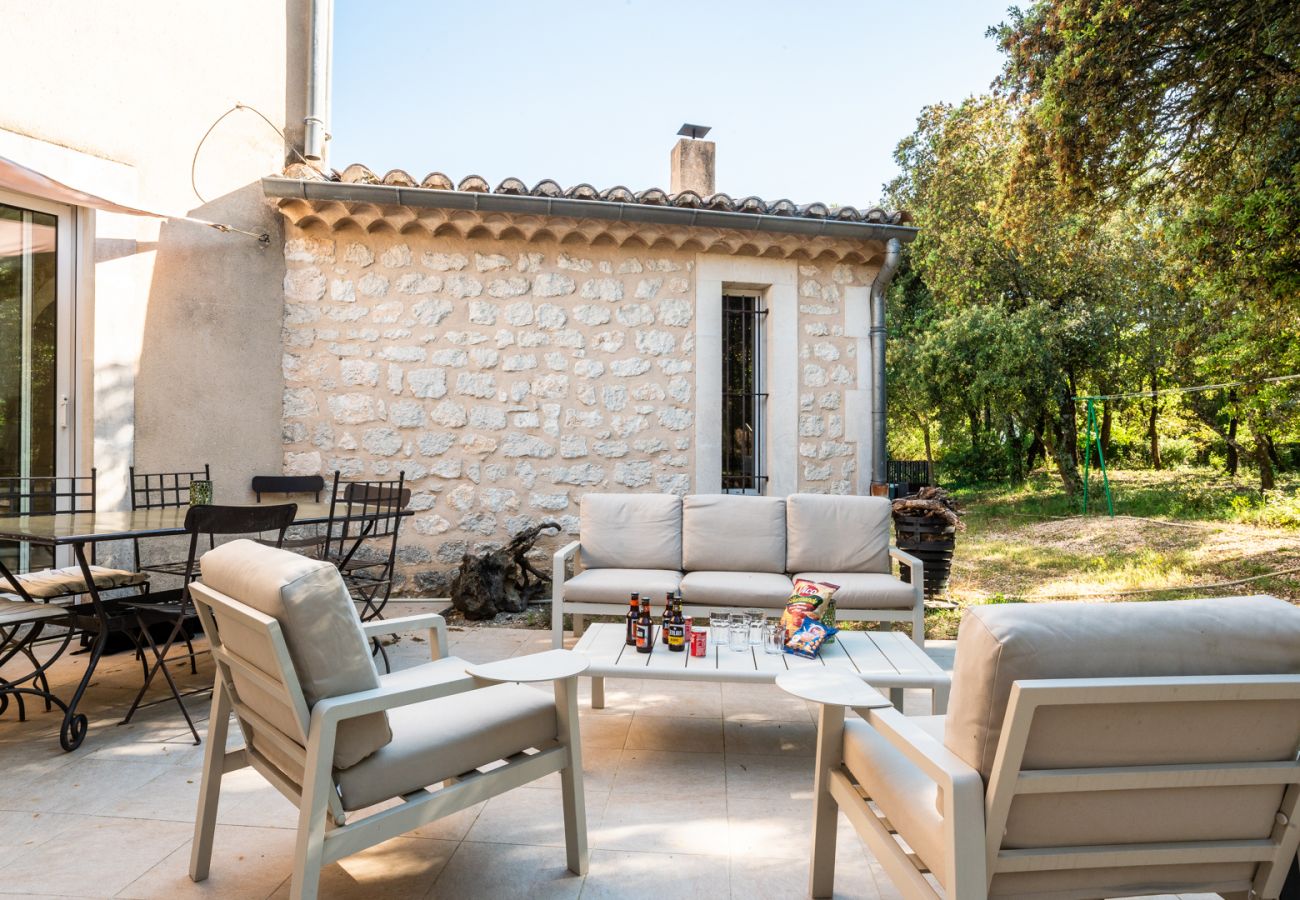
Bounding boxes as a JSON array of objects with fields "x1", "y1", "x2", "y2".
[
  {"x1": 679, "y1": 570, "x2": 793, "y2": 608},
  {"x1": 793, "y1": 572, "x2": 915, "y2": 610},
  {"x1": 200, "y1": 540, "x2": 392, "y2": 770},
  {"x1": 682, "y1": 494, "x2": 786, "y2": 573},
  {"x1": 335, "y1": 680, "x2": 558, "y2": 811},
  {"x1": 579, "y1": 493, "x2": 682, "y2": 571},
  {"x1": 15, "y1": 565, "x2": 149, "y2": 599},
  {"x1": 786, "y1": 493, "x2": 891, "y2": 574},
  {"x1": 843, "y1": 718, "x2": 948, "y2": 886},
  {"x1": 564, "y1": 568, "x2": 683, "y2": 604}
]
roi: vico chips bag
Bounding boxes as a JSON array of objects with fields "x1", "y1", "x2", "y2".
[{"x1": 780, "y1": 578, "x2": 840, "y2": 639}]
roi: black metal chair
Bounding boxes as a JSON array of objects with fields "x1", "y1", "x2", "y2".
[
  {"x1": 120, "y1": 503, "x2": 296, "y2": 743},
  {"x1": 251, "y1": 474, "x2": 328, "y2": 555},
  {"x1": 321, "y1": 473, "x2": 409, "y2": 670},
  {"x1": 130, "y1": 465, "x2": 213, "y2": 577}
]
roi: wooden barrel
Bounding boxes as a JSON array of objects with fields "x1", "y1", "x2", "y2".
[{"x1": 892, "y1": 514, "x2": 956, "y2": 600}]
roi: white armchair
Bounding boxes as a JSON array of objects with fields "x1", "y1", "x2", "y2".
[
  {"x1": 783, "y1": 596, "x2": 1300, "y2": 899},
  {"x1": 187, "y1": 540, "x2": 588, "y2": 900}
]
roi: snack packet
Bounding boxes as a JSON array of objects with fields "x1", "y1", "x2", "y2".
[
  {"x1": 780, "y1": 578, "x2": 840, "y2": 639},
  {"x1": 784, "y1": 618, "x2": 838, "y2": 659}
]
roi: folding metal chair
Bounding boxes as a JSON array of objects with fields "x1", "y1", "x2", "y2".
[
  {"x1": 130, "y1": 464, "x2": 212, "y2": 576},
  {"x1": 251, "y1": 474, "x2": 328, "y2": 556}
]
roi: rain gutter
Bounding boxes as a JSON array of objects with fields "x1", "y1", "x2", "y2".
[{"x1": 869, "y1": 237, "x2": 904, "y2": 489}]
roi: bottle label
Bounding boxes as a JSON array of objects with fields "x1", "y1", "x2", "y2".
[
  {"x1": 667, "y1": 622, "x2": 686, "y2": 648},
  {"x1": 635, "y1": 623, "x2": 651, "y2": 649}
]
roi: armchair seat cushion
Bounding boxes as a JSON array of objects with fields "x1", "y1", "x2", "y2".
[
  {"x1": 843, "y1": 718, "x2": 947, "y2": 883},
  {"x1": 15, "y1": 565, "x2": 148, "y2": 599},
  {"x1": 792, "y1": 572, "x2": 916, "y2": 610},
  {"x1": 563, "y1": 568, "x2": 682, "y2": 604},
  {"x1": 335, "y1": 680, "x2": 558, "y2": 811},
  {"x1": 679, "y1": 570, "x2": 793, "y2": 607}
]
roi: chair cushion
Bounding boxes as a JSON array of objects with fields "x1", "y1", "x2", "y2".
[
  {"x1": 563, "y1": 568, "x2": 682, "y2": 605},
  {"x1": 785, "y1": 493, "x2": 891, "y2": 574},
  {"x1": 792, "y1": 572, "x2": 916, "y2": 610},
  {"x1": 579, "y1": 493, "x2": 682, "y2": 571},
  {"x1": 0, "y1": 598, "x2": 68, "y2": 626},
  {"x1": 945, "y1": 595, "x2": 1300, "y2": 783},
  {"x1": 336, "y1": 676, "x2": 558, "y2": 811},
  {"x1": 199, "y1": 539, "x2": 392, "y2": 769},
  {"x1": 682, "y1": 494, "x2": 786, "y2": 573},
  {"x1": 15, "y1": 565, "x2": 149, "y2": 599},
  {"x1": 679, "y1": 570, "x2": 793, "y2": 608},
  {"x1": 843, "y1": 718, "x2": 948, "y2": 883}
]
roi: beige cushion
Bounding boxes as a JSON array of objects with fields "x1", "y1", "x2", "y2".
[
  {"x1": 579, "y1": 493, "x2": 681, "y2": 571},
  {"x1": 792, "y1": 572, "x2": 915, "y2": 610},
  {"x1": 679, "y1": 570, "x2": 793, "y2": 608},
  {"x1": 199, "y1": 539, "x2": 392, "y2": 770},
  {"x1": 563, "y1": 568, "x2": 682, "y2": 604},
  {"x1": 786, "y1": 493, "x2": 891, "y2": 574},
  {"x1": 336, "y1": 676, "x2": 557, "y2": 811},
  {"x1": 843, "y1": 719, "x2": 947, "y2": 880},
  {"x1": 945, "y1": 595, "x2": 1300, "y2": 782},
  {"x1": 15, "y1": 565, "x2": 149, "y2": 599},
  {"x1": 0, "y1": 598, "x2": 68, "y2": 625},
  {"x1": 682, "y1": 494, "x2": 785, "y2": 573}
]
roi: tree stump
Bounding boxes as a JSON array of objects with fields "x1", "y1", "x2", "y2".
[{"x1": 450, "y1": 521, "x2": 561, "y2": 620}]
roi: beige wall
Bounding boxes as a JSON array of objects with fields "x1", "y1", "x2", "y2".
[
  {"x1": 0, "y1": 0, "x2": 308, "y2": 509},
  {"x1": 279, "y1": 219, "x2": 882, "y2": 592}
]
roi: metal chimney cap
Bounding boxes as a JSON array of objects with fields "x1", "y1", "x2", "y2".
[{"x1": 677, "y1": 123, "x2": 712, "y2": 139}]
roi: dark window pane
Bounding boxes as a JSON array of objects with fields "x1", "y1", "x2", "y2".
[{"x1": 721, "y1": 294, "x2": 764, "y2": 493}]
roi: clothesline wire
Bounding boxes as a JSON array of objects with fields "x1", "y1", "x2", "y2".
[{"x1": 1076, "y1": 372, "x2": 1300, "y2": 403}]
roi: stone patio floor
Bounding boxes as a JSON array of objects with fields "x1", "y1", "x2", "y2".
[{"x1": 0, "y1": 606, "x2": 1223, "y2": 899}]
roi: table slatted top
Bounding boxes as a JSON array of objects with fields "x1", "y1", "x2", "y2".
[
  {"x1": 572, "y1": 623, "x2": 947, "y2": 688},
  {"x1": 0, "y1": 501, "x2": 411, "y2": 545}
]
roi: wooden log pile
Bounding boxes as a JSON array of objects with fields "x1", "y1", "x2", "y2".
[{"x1": 891, "y1": 486, "x2": 965, "y2": 531}]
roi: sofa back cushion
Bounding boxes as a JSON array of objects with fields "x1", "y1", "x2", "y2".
[
  {"x1": 579, "y1": 493, "x2": 682, "y2": 571},
  {"x1": 682, "y1": 494, "x2": 786, "y2": 573},
  {"x1": 200, "y1": 539, "x2": 392, "y2": 770},
  {"x1": 945, "y1": 595, "x2": 1300, "y2": 783},
  {"x1": 785, "y1": 493, "x2": 891, "y2": 574}
]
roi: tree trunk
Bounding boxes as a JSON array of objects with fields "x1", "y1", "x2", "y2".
[
  {"x1": 1053, "y1": 383, "x2": 1083, "y2": 495},
  {"x1": 1100, "y1": 402, "x2": 1112, "y2": 461},
  {"x1": 921, "y1": 419, "x2": 935, "y2": 485},
  {"x1": 1226, "y1": 415, "x2": 1239, "y2": 476},
  {"x1": 1025, "y1": 415, "x2": 1046, "y2": 472},
  {"x1": 1256, "y1": 434, "x2": 1276, "y2": 491},
  {"x1": 1148, "y1": 370, "x2": 1162, "y2": 470},
  {"x1": 1265, "y1": 434, "x2": 1283, "y2": 472},
  {"x1": 967, "y1": 406, "x2": 981, "y2": 448},
  {"x1": 1007, "y1": 416, "x2": 1024, "y2": 483}
]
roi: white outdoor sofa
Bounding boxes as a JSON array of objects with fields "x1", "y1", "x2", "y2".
[
  {"x1": 551, "y1": 492, "x2": 924, "y2": 648},
  {"x1": 784, "y1": 595, "x2": 1300, "y2": 899}
]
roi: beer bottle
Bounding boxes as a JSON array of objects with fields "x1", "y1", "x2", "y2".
[
  {"x1": 635, "y1": 597, "x2": 653, "y2": 653},
  {"x1": 625, "y1": 592, "x2": 640, "y2": 646},
  {"x1": 661, "y1": 592, "x2": 674, "y2": 644},
  {"x1": 667, "y1": 595, "x2": 686, "y2": 652}
]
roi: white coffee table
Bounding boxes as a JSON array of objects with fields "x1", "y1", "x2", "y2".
[{"x1": 571, "y1": 622, "x2": 950, "y2": 713}]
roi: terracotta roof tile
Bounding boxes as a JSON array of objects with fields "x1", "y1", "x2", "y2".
[{"x1": 283, "y1": 163, "x2": 913, "y2": 226}]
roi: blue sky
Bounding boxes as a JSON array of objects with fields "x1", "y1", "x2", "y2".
[{"x1": 331, "y1": 1, "x2": 1011, "y2": 209}]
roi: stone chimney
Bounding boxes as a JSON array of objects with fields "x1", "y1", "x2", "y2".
[{"x1": 670, "y1": 124, "x2": 715, "y2": 196}]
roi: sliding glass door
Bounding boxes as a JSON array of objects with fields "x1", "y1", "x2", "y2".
[{"x1": 0, "y1": 192, "x2": 74, "y2": 569}]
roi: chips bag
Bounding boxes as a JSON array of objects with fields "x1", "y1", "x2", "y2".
[
  {"x1": 780, "y1": 578, "x2": 840, "y2": 639},
  {"x1": 784, "y1": 618, "x2": 838, "y2": 659}
]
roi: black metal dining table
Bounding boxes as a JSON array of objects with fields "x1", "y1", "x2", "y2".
[{"x1": 0, "y1": 502, "x2": 345, "y2": 751}]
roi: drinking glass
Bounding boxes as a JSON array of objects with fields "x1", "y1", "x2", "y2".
[
  {"x1": 746, "y1": 609, "x2": 764, "y2": 644},
  {"x1": 728, "y1": 613, "x2": 750, "y2": 652},
  {"x1": 710, "y1": 612, "x2": 731, "y2": 651},
  {"x1": 763, "y1": 621, "x2": 785, "y2": 655},
  {"x1": 189, "y1": 480, "x2": 213, "y2": 506}
]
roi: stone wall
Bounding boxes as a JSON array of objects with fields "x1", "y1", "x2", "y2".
[
  {"x1": 281, "y1": 227, "x2": 699, "y2": 592},
  {"x1": 279, "y1": 221, "x2": 880, "y2": 593}
]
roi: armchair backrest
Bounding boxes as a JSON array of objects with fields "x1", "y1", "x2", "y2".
[
  {"x1": 944, "y1": 596, "x2": 1300, "y2": 896},
  {"x1": 785, "y1": 493, "x2": 891, "y2": 574},
  {"x1": 196, "y1": 540, "x2": 393, "y2": 771}
]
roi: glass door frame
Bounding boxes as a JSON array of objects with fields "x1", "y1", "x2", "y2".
[{"x1": 0, "y1": 187, "x2": 79, "y2": 566}]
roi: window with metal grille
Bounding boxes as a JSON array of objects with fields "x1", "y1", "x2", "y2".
[{"x1": 722, "y1": 292, "x2": 767, "y2": 494}]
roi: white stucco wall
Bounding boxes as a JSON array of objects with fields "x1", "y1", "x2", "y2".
[{"x1": 0, "y1": 1, "x2": 308, "y2": 510}]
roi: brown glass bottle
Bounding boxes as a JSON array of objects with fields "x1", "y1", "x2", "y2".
[
  {"x1": 625, "y1": 592, "x2": 640, "y2": 646},
  {"x1": 667, "y1": 596, "x2": 686, "y2": 652},
  {"x1": 635, "y1": 597, "x2": 653, "y2": 653},
  {"x1": 661, "y1": 592, "x2": 674, "y2": 644}
]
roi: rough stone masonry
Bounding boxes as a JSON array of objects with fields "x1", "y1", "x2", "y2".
[{"x1": 279, "y1": 224, "x2": 880, "y2": 595}]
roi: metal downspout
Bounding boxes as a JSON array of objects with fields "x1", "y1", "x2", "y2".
[
  {"x1": 870, "y1": 237, "x2": 903, "y2": 489},
  {"x1": 304, "y1": 0, "x2": 333, "y2": 163}
]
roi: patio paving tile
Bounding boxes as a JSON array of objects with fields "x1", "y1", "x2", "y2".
[
  {"x1": 117, "y1": 823, "x2": 298, "y2": 900},
  {"x1": 590, "y1": 795, "x2": 730, "y2": 856},
  {"x1": 577, "y1": 712, "x2": 633, "y2": 749},
  {"x1": 722, "y1": 719, "x2": 818, "y2": 757},
  {"x1": 724, "y1": 752, "x2": 815, "y2": 800},
  {"x1": 625, "y1": 715, "x2": 724, "y2": 753},
  {"x1": 428, "y1": 840, "x2": 583, "y2": 899},
  {"x1": 580, "y1": 849, "x2": 729, "y2": 899},
  {"x1": 464, "y1": 784, "x2": 609, "y2": 849},
  {"x1": 609, "y1": 749, "x2": 726, "y2": 799},
  {"x1": 267, "y1": 836, "x2": 457, "y2": 900}
]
